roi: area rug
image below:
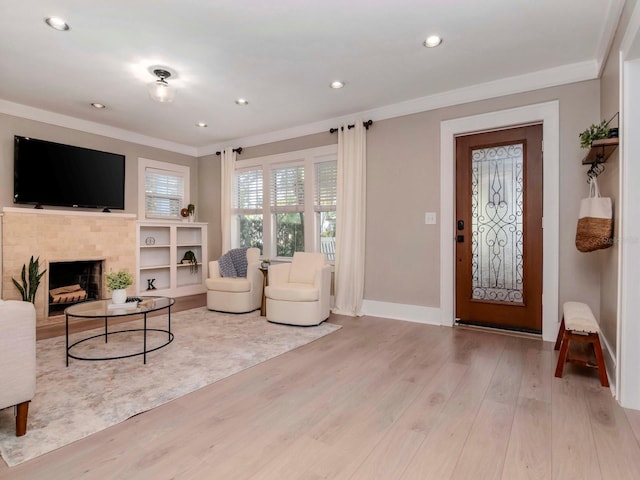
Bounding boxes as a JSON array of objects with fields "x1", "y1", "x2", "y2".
[{"x1": 0, "y1": 307, "x2": 340, "y2": 467}]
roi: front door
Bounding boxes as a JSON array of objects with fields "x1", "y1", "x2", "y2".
[{"x1": 455, "y1": 125, "x2": 543, "y2": 333}]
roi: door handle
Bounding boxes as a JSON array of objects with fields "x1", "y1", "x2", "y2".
[{"x1": 457, "y1": 235, "x2": 464, "y2": 243}]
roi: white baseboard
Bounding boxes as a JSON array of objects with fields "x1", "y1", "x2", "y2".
[
  {"x1": 360, "y1": 300, "x2": 443, "y2": 326},
  {"x1": 599, "y1": 330, "x2": 618, "y2": 396},
  {"x1": 599, "y1": 331, "x2": 617, "y2": 368}
]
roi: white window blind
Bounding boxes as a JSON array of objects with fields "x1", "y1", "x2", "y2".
[
  {"x1": 145, "y1": 167, "x2": 185, "y2": 218},
  {"x1": 314, "y1": 161, "x2": 337, "y2": 212},
  {"x1": 234, "y1": 168, "x2": 263, "y2": 213},
  {"x1": 271, "y1": 165, "x2": 304, "y2": 213}
]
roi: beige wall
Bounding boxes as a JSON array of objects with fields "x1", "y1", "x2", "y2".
[
  {"x1": 597, "y1": 0, "x2": 638, "y2": 362},
  {"x1": 2, "y1": 80, "x2": 606, "y2": 317},
  {"x1": 0, "y1": 112, "x2": 199, "y2": 302},
  {"x1": 0, "y1": 113, "x2": 198, "y2": 214},
  {"x1": 197, "y1": 153, "x2": 222, "y2": 264},
  {"x1": 370, "y1": 81, "x2": 603, "y2": 309},
  {"x1": 208, "y1": 81, "x2": 603, "y2": 312}
]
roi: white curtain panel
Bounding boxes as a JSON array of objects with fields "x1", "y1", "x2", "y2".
[
  {"x1": 334, "y1": 121, "x2": 366, "y2": 316},
  {"x1": 220, "y1": 147, "x2": 236, "y2": 254}
]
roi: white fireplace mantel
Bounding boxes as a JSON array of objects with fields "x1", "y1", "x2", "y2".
[{"x1": 2, "y1": 206, "x2": 136, "y2": 219}]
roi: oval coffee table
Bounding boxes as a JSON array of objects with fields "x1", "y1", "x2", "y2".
[{"x1": 65, "y1": 296, "x2": 175, "y2": 365}]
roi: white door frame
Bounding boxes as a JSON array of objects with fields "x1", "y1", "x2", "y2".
[
  {"x1": 440, "y1": 101, "x2": 560, "y2": 342},
  {"x1": 617, "y1": 1, "x2": 640, "y2": 409}
]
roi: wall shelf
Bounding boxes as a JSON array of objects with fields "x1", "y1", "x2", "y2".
[{"x1": 582, "y1": 137, "x2": 619, "y2": 165}]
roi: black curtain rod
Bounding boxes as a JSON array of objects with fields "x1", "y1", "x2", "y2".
[
  {"x1": 329, "y1": 119, "x2": 373, "y2": 134},
  {"x1": 215, "y1": 147, "x2": 243, "y2": 156}
]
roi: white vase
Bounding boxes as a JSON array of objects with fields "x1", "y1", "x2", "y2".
[{"x1": 111, "y1": 289, "x2": 127, "y2": 304}]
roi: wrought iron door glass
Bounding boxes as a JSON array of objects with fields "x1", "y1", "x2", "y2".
[{"x1": 471, "y1": 143, "x2": 524, "y2": 304}]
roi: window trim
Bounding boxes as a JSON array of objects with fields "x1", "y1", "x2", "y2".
[
  {"x1": 138, "y1": 158, "x2": 190, "y2": 220},
  {"x1": 232, "y1": 145, "x2": 338, "y2": 261}
]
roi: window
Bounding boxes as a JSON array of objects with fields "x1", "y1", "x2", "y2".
[
  {"x1": 271, "y1": 165, "x2": 305, "y2": 257},
  {"x1": 234, "y1": 168, "x2": 263, "y2": 253},
  {"x1": 315, "y1": 161, "x2": 337, "y2": 261},
  {"x1": 138, "y1": 158, "x2": 190, "y2": 219},
  {"x1": 230, "y1": 145, "x2": 338, "y2": 260}
]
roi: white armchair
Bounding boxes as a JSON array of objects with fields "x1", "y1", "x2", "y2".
[
  {"x1": 0, "y1": 300, "x2": 36, "y2": 436},
  {"x1": 265, "y1": 252, "x2": 331, "y2": 326},
  {"x1": 206, "y1": 247, "x2": 264, "y2": 313}
]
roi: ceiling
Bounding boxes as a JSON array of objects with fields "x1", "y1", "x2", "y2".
[{"x1": 0, "y1": 0, "x2": 625, "y2": 155}]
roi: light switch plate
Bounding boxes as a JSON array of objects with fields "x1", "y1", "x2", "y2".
[{"x1": 425, "y1": 212, "x2": 437, "y2": 224}]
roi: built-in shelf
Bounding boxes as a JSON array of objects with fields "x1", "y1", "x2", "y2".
[
  {"x1": 582, "y1": 137, "x2": 619, "y2": 165},
  {"x1": 136, "y1": 222, "x2": 207, "y2": 297}
]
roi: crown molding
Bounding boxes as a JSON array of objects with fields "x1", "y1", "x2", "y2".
[
  {"x1": 199, "y1": 59, "x2": 599, "y2": 156},
  {"x1": 0, "y1": 99, "x2": 198, "y2": 157},
  {"x1": 1, "y1": 57, "x2": 600, "y2": 159},
  {"x1": 621, "y1": 0, "x2": 640, "y2": 58},
  {"x1": 595, "y1": 0, "x2": 626, "y2": 76}
]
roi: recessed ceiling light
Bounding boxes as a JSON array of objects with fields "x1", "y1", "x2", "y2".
[
  {"x1": 235, "y1": 98, "x2": 249, "y2": 105},
  {"x1": 45, "y1": 17, "x2": 70, "y2": 31},
  {"x1": 330, "y1": 81, "x2": 345, "y2": 89},
  {"x1": 196, "y1": 122, "x2": 208, "y2": 128},
  {"x1": 91, "y1": 103, "x2": 106, "y2": 109},
  {"x1": 423, "y1": 35, "x2": 442, "y2": 48}
]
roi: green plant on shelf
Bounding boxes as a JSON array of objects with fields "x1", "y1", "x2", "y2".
[
  {"x1": 181, "y1": 250, "x2": 198, "y2": 274},
  {"x1": 579, "y1": 120, "x2": 610, "y2": 149}
]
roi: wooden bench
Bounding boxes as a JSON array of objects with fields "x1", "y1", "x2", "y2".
[{"x1": 554, "y1": 301, "x2": 609, "y2": 387}]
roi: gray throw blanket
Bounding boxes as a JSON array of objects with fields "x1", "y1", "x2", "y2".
[{"x1": 218, "y1": 248, "x2": 249, "y2": 278}]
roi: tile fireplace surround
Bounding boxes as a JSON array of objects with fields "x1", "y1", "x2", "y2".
[{"x1": 1, "y1": 207, "x2": 136, "y2": 326}]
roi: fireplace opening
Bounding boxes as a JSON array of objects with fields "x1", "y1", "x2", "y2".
[{"x1": 48, "y1": 260, "x2": 104, "y2": 317}]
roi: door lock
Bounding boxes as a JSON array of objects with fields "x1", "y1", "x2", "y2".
[{"x1": 457, "y1": 220, "x2": 464, "y2": 231}]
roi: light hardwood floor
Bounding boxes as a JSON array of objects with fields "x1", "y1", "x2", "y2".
[{"x1": 2, "y1": 313, "x2": 640, "y2": 479}]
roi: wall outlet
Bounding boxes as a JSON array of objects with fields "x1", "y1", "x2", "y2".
[{"x1": 425, "y1": 212, "x2": 437, "y2": 225}]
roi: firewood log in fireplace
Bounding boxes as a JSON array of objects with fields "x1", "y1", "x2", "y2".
[{"x1": 49, "y1": 284, "x2": 88, "y2": 304}]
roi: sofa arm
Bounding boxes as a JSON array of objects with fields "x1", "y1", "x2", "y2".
[
  {"x1": 268, "y1": 263, "x2": 291, "y2": 286},
  {"x1": 246, "y1": 261, "x2": 264, "y2": 292},
  {"x1": 0, "y1": 301, "x2": 36, "y2": 409},
  {"x1": 208, "y1": 260, "x2": 221, "y2": 279},
  {"x1": 314, "y1": 264, "x2": 332, "y2": 291}
]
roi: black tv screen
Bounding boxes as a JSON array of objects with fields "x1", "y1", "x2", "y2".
[{"x1": 14, "y1": 136, "x2": 125, "y2": 210}]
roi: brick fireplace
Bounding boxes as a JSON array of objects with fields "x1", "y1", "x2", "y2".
[{"x1": 1, "y1": 207, "x2": 137, "y2": 326}]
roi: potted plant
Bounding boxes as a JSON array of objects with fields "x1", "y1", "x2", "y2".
[
  {"x1": 12, "y1": 256, "x2": 46, "y2": 304},
  {"x1": 180, "y1": 250, "x2": 198, "y2": 273},
  {"x1": 579, "y1": 119, "x2": 611, "y2": 148},
  {"x1": 105, "y1": 270, "x2": 133, "y2": 304},
  {"x1": 187, "y1": 203, "x2": 196, "y2": 222},
  {"x1": 261, "y1": 258, "x2": 271, "y2": 269}
]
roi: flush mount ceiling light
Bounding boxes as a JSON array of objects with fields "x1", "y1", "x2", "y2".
[
  {"x1": 147, "y1": 68, "x2": 176, "y2": 103},
  {"x1": 235, "y1": 98, "x2": 249, "y2": 105},
  {"x1": 91, "y1": 103, "x2": 106, "y2": 109},
  {"x1": 423, "y1": 35, "x2": 442, "y2": 48},
  {"x1": 330, "y1": 81, "x2": 345, "y2": 89},
  {"x1": 45, "y1": 17, "x2": 70, "y2": 31},
  {"x1": 196, "y1": 122, "x2": 208, "y2": 128}
]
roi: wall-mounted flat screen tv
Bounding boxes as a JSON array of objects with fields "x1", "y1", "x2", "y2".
[{"x1": 14, "y1": 136, "x2": 125, "y2": 210}]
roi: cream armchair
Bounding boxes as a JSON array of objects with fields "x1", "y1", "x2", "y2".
[
  {"x1": 0, "y1": 299, "x2": 36, "y2": 436},
  {"x1": 206, "y1": 247, "x2": 263, "y2": 313},
  {"x1": 265, "y1": 252, "x2": 331, "y2": 326}
]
